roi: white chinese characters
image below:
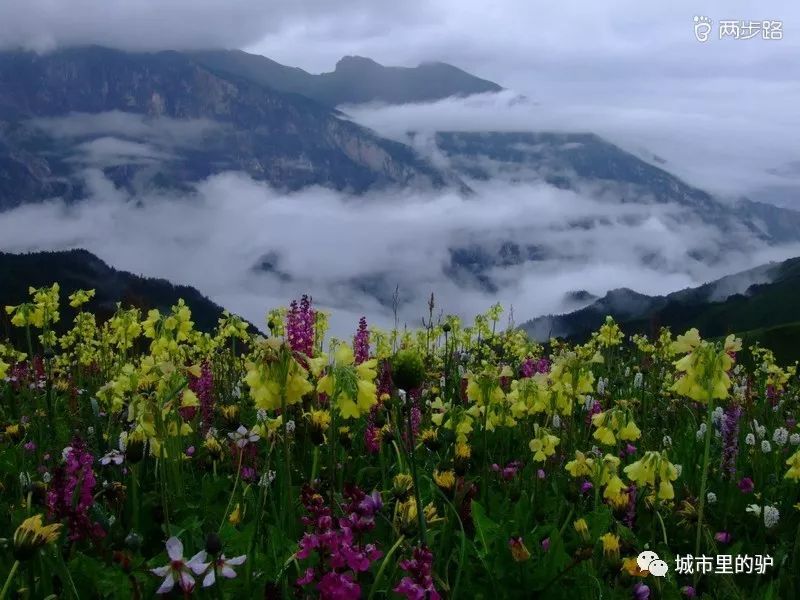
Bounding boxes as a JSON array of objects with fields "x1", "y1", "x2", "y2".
[
  {"x1": 675, "y1": 554, "x2": 773, "y2": 575},
  {"x1": 694, "y1": 17, "x2": 783, "y2": 42}
]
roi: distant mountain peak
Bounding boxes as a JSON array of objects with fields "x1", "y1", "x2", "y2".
[{"x1": 334, "y1": 55, "x2": 382, "y2": 70}]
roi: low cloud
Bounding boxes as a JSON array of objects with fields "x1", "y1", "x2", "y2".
[{"x1": 1, "y1": 169, "x2": 798, "y2": 336}]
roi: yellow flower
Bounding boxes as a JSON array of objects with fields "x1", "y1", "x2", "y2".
[
  {"x1": 13, "y1": 514, "x2": 62, "y2": 560},
  {"x1": 624, "y1": 451, "x2": 679, "y2": 501},
  {"x1": 565, "y1": 451, "x2": 594, "y2": 478},
  {"x1": 573, "y1": 518, "x2": 590, "y2": 542},
  {"x1": 509, "y1": 537, "x2": 531, "y2": 562},
  {"x1": 455, "y1": 442, "x2": 471, "y2": 460},
  {"x1": 68, "y1": 289, "x2": 95, "y2": 308},
  {"x1": 393, "y1": 473, "x2": 414, "y2": 500},
  {"x1": 618, "y1": 418, "x2": 641, "y2": 441},
  {"x1": 621, "y1": 557, "x2": 648, "y2": 577},
  {"x1": 228, "y1": 503, "x2": 242, "y2": 526},
  {"x1": 600, "y1": 533, "x2": 620, "y2": 561},
  {"x1": 245, "y1": 349, "x2": 313, "y2": 412},
  {"x1": 785, "y1": 450, "x2": 800, "y2": 481},
  {"x1": 434, "y1": 469, "x2": 456, "y2": 491},
  {"x1": 529, "y1": 425, "x2": 559, "y2": 462},
  {"x1": 317, "y1": 345, "x2": 377, "y2": 419},
  {"x1": 603, "y1": 475, "x2": 629, "y2": 508}
]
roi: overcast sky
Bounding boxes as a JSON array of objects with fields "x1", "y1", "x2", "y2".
[{"x1": 1, "y1": 1, "x2": 798, "y2": 203}]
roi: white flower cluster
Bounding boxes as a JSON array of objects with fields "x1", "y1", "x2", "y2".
[
  {"x1": 696, "y1": 422, "x2": 708, "y2": 441},
  {"x1": 633, "y1": 372, "x2": 644, "y2": 389},
  {"x1": 707, "y1": 492, "x2": 717, "y2": 504},
  {"x1": 772, "y1": 427, "x2": 789, "y2": 447}
]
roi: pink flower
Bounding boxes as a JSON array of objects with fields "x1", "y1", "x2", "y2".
[
  {"x1": 394, "y1": 545, "x2": 440, "y2": 600},
  {"x1": 150, "y1": 537, "x2": 209, "y2": 594},
  {"x1": 737, "y1": 477, "x2": 754, "y2": 494},
  {"x1": 353, "y1": 317, "x2": 370, "y2": 364},
  {"x1": 317, "y1": 571, "x2": 361, "y2": 600},
  {"x1": 714, "y1": 531, "x2": 732, "y2": 544}
]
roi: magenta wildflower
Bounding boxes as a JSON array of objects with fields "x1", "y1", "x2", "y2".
[
  {"x1": 394, "y1": 545, "x2": 440, "y2": 600},
  {"x1": 537, "y1": 469, "x2": 546, "y2": 479},
  {"x1": 353, "y1": 317, "x2": 370, "y2": 364},
  {"x1": 737, "y1": 477, "x2": 754, "y2": 494},
  {"x1": 714, "y1": 531, "x2": 732, "y2": 544},
  {"x1": 286, "y1": 295, "x2": 315, "y2": 358},
  {"x1": 46, "y1": 439, "x2": 104, "y2": 541},
  {"x1": 520, "y1": 357, "x2": 550, "y2": 378},
  {"x1": 580, "y1": 480, "x2": 594, "y2": 494},
  {"x1": 682, "y1": 586, "x2": 697, "y2": 598},
  {"x1": 623, "y1": 484, "x2": 637, "y2": 528}
]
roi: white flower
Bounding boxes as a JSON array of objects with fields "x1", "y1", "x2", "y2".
[
  {"x1": 712, "y1": 406, "x2": 724, "y2": 426},
  {"x1": 552, "y1": 415, "x2": 561, "y2": 429},
  {"x1": 624, "y1": 367, "x2": 631, "y2": 378},
  {"x1": 696, "y1": 423, "x2": 707, "y2": 441},
  {"x1": 42, "y1": 472, "x2": 51, "y2": 484},
  {"x1": 259, "y1": 470, "x2": 277, "y2": 488},
  {"x1": 772, "y1": 427, "x2": 789, "y2": 447},
  {"x1": 633, "y1": 372, "x2": 643, "y2": 389},
  {"x1": 202, "y1": 554, "x2": 247, "y2": 587},
  {"x1": 228, "y1": 425, "x2": 260, "y2": 448},
  {"x1": 285, "y1": 420, "x2": 296, "y2": 434},
  {"x1": 790, "y1": 433, "x2": 800, "y2": 446},
  {"x1": 439, "y1": 376, "x2": 446, "y2": 388},
  {"x1": 61, "y1": 446, "x2": 74, "y2": 461},
  {"x1": 706, "y1": 492, "x2": 717, "y2": 504},
  {"x1": 746, "y1": 504, "x2": 762, "y2": 517},
  {"x1": 584, "y1": 395, "x2": 595, "y2": 411},
  {"x1": 256, "y1": 409, "x2": 268, "y2": 423},
  {"x1": 398, "y1": 389, "x2": 407, "y2": 403},
  {"x1": 674, "y1": 464, "x2": 683, "y2": 478},
  {"x1": 99, "y1": 450, "x2": 125, "y2": 466},
  {"x1": 118, "y1": 431, "x2": 128, "y2": 452},
  {"x1": 151, "y1": 537, "x2": 209, "y2": 594},
  {"x1": 745, "y1": 433, "x2": 756, "y2": 446},
  {"x1": 764, "y1": 506, "x2": 780, "y2": 529},
  {"x1": 761, "y1": 440, "x2": 772, "y2": 453},
  {"x1": 596, "y1": 378, "x2": 606, "y2": 395},
  {"x1": 663, "y1": 436, "x2": 672, "y2": 448}
]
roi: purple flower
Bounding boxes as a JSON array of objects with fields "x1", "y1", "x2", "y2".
[
  {"x1": 286, "y1": 295, "x2": 315, "y2": 358},
  {"x1": 317, "y1": 571, "x2": 361, "y2": 600},
  {"x1": 520, "y1": 357, "x2": 551, "y2": 378},
  {"x1": 714, "y1": 531, "x2": 732, "y2": 544},
  {"x1": 537, "y1": 469, "x2": 546, "y2": 479},
  {"x1": 394, "y1": 545, "x2": 440, "y2": 600},
  {"x1": 720, "y1": 404, "x2": 742, "y2": 477},
  {"x1": 353, "y1": 317, "x2": 370, "y2": 364},
  {"x1": 580, "y1": 480, "x2": 594, "y2": 494},
  {"x1": 23, "y1": 441, "x2": 36, "y2": 453},
  {"x1": 633, "y1": 582, "x2": 651, "y2": 600},
  {"x1": 541, "y1": 537, "x2": 550, "y2": 552},
  {"x1": 681, "y1": 586, "x2": 697, "y2": 598},
  {"x1": 46, "y1": 439, "x2": 104, "y2": 541},
  {"x1": 737, "y1": 477, "x2": 754, "y2": 494}
]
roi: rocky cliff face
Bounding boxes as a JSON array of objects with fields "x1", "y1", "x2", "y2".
[{"x1": 0, "y1": 47, "x2": 447, "y2": 209}]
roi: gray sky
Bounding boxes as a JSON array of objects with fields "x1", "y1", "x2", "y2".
[{"x1": 2, "y1": 1, "x2": 798, "y2": 204}]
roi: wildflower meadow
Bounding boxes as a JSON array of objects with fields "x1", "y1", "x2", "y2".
[{"x1": 1, "y1": 284, "x2": 800, "y2": 599}]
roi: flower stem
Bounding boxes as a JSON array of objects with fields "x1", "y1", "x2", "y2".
[
  {"x1": 693, "y1": 399, "x2": 715, "y2": 586},
  {"x1": 0, "y1": 561, "x2": 20, "y2": 600},
  {"x1": 367, "y1": 535, "x2": 405, "y2": 600}
]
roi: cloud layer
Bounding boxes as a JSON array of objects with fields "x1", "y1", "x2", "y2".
[{"x1": 1, "y1": 168, "x2": 798, "y2": 336}]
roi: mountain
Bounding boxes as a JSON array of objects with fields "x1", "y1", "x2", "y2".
[
  {"x1": 0, "y1": 46, "x2": 448, "y2": 209},
  {"x1": 432, "y1": 131, "x2": 800, "y2": 243},
  {"x1": 188, "y1": 50, "x2": 503, "y2": 107},
  {"x1": 521, "y1": 256, "x2": 800, "y2": 358},
  {"x1": 0, "y1": 249, "x2": 235, "y2": 335}
]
